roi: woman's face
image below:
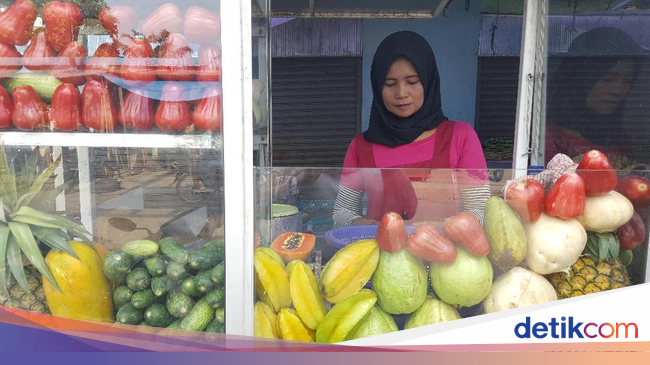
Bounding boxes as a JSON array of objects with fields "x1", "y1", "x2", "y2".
[
  {"x1": 585, "y1": 58, "x2": 635, "y2": 115},
  {"x1": 382, "y1": 57, "x2": 425, "y2": 118}
]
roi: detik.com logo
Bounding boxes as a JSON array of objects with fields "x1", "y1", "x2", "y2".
[{"x1": 515, "y1": 317, "x2": 638, "y2": 339}]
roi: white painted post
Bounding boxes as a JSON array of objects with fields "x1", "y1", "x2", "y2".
[{"x1": 221, "y1": 0, "x2": 255, "y2": 336}]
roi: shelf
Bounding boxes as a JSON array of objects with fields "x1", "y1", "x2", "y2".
[
  {"x1": 0, "y1": 132, "x2": 219, "y2": 149},
  {"x1": 0, "y1": 131, "x2": 268, "y2": 150}
]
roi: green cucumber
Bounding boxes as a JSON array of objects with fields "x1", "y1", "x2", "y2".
[
  {"x1": 113, "y1": 286, "x2": 134, "y2": 308},
  {"x1": 166, "y1": 291, "x2": 194, "y2": 318},
  {"x1": 103, "y1": 251, "x2": 133, "y2": 285},
  {"x1": 180, "y1": 299, "x2": 214, "y2": 332},
  {"x1": 116, "y1": 303, "x2": 144, "y2": 325},
  {"x1": 3, "y1": 74, "x2": 62, "y2": 102},
  {"x1": 188, "y1": 240, "x2": 225, "y2": 270},
  {"x1": 126, "y1": 268, "x2": 151, "y2": 291},
  {"x1": 123, "y1": 240, "x2": 159, "y2": 258},
  {"x1": 211, "y1": 262, "x2": 225, "y2": 284},
  {"x1": 159, "y1": 237, "x2": 189, "y2": 264},
  {"x1": 138, "y1": 320, "x2": 151, "y2": 327},
  {"x1": 181, "y1": 276, "x2": 202, "y2": 297},
  {"x1": 167, "y1": 319, "x2": 182, "y2": 329},
  {"x1": 195, "y1": 270, "x2": 214, "y2": 293},
  {"x1": 144, "y1": 256, "x2": 167, "y2": 277},
  {"x1": 145, "y1": 303, "x2": 176, "y2": 327},
  {"x1": 151, "y1": 276, "x2": 173, "y2": 297},
  {"x1": 204, "y1": 319, "x2": 225, "y2": 333},
  {"x1": 205, "y1": 288, "x2": 224, "y2": 309},
  {"x1": 131, "y1": 289, "x2": 156, "y2": 309},
  {"x1": 166, "y1": 261, "x2": 189, "y2": 281},
  {"x1": 214, "y1": 307, "x2": 225, "y2": 323}
]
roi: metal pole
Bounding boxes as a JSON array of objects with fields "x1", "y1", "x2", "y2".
[
  {"x1": 530, "y1": 0, "x2": 549, "y2": 166},
  {"x1": 222, "y1": 0, "x2": 254, "y2": 336}
]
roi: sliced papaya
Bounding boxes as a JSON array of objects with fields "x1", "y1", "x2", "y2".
[{"x1": 270, "y1": 232, "x2": 315, "y2": 263}]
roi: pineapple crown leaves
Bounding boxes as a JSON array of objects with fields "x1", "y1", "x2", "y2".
[
  {"x1": 584, "y1": 232, "x2": 621, "y2": 264},
  {"x1": 0, "y1": 145, "x2": 94, "y2": 296}
]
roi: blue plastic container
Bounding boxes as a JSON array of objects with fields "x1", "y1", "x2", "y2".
[{"x1": 325, "y1": 225, "x2": 417, "y2": 250}]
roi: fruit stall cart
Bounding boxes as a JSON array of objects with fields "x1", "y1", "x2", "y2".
[
  {"x1": 249, "y1": 0, "x2": 650, "y2": 342},
  {"x1": 0, "y1": 0, "x2": 269, "y2": 335}
]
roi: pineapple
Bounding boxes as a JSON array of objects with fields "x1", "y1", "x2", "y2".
[
  {"x1": 0, "y1": 266, "x2": 49, "y2": 314},
  {"x1": 0, "y1": 145, "x2": 92, "y2": 312},
  {"x1": 548, "y1": 232, "x2": 631, "y2": 299}
]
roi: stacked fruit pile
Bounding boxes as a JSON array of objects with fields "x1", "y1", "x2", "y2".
[
  {"x1": 254, "y1": 150, "x2": 647, "y2": 343},
  {"x1": 103, "y1": 238, "x2": 225, "y2": 332},
  {"x1": 0, "y1": 1, "x2": 264, "y2": 133}
]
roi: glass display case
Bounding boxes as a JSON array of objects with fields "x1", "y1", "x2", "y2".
[
  {"x1": 253, "y1": 165, "x2": 649, "y2": 343},
  {"x1": 0, "y1": 0, "x2": 269, "y2": 336}
]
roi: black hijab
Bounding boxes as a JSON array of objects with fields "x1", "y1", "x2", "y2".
[{"x1": 364, "y1": 31, "x2": 447, "y2": 147}]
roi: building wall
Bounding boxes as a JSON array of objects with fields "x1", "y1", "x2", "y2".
[{"x1": 361, "y1": 0, "x2": 481, "y2": 130}]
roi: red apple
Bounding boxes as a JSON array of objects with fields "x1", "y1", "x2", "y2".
[
  {"x1": 577, "y1": 150, "x2": 618, "y2": 196},
  {"x1": 617, "y1": 175, "x2": 650, "y2": 210},
  {"x1": 616, "y1": 211, "x2": 646, "y2": 250}
]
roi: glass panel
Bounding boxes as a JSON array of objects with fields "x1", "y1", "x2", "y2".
[
  {"x1": 0, "y1": 0, "x2": 226, "y2": 334},
  {"x1": 253, "y1": 166, "x2": 649, "y2": 342},
  {"x1": 543, "y1": 4, "x2": 650, "y2": 167}
]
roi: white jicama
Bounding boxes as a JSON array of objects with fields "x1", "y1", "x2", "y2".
[
  {"x1": 576, "y1": 190, "x2": 634, "y2": 233},
  {"x1": 483, "y1": 267, "x2": 557, "y2": 313},
  {"x1": 525, "y1": 213, "x2": 587, "y2": 275}
]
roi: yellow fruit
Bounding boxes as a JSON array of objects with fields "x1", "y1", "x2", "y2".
[
  {"x1": 288, "y1": 260, "x2": 326, "y2": 330},
  {"x1": 43, "y1": 241, "x2": 114, "y2": 322},
  {"x1": 320, "y1": 239, "x2": 379, "y2": 304},
  {"x1": 277, "y1": 308, "x2": 315, "y2": 342},
  {"x1": 254, "y1": 248, "x2": 292, "y2": 311},
  {"x1": 316, "y1": 289, "x2": 377, "y2": 344},
  {"x1": 254, "y1": 302, "x2": 278, "y2": 339}
]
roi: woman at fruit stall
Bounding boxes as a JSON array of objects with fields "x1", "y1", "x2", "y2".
[
  {"x1": 545, "y1": 27, "x2": 646, "y2": 166},
  {"x1": 332, "y1": 31, "x2": 491, "y2": 228}
]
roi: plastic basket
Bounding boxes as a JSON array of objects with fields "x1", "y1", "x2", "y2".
[{"x1": 325, "y1": 225, "x2": 417, "y2": 250}]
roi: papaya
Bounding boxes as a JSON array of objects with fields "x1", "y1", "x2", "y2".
[
  {"x1": 320, "y1": 239, "x2": 379, "y2": 304},
  {"x1": 277, "y1": 308, "x2": 315, "y2": 342},
  {"x1": 484, "y1": 197, "x2": 528, "y2": 272},
  {"x1": 43, "y1": 241, "x2": 114, "y2": 322},
  {"x1": 287, "y1": 260, "x2": 326, "y2": 330},
  {"x1": 270, "y1": 232, "x2": 315, "y2": 263},
  {"x1": 93, "y1": 242, "x2": 110, "y2": 261}
]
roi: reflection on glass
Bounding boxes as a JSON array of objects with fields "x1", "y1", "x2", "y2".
[{"x1": 546, "y1": 24, "x2": 650, "y2": 169}]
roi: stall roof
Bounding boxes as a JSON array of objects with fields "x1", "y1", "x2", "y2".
[{"x1": 271, "y1": 0, "x2": 452, "y2": 18}]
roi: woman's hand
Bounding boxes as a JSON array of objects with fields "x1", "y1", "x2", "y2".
[{"x1": 351, "y1": 218, "x2": 379, "y2": 226}]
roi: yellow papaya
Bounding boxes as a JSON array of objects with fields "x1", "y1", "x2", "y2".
[
  {"x1": 288, "y1": 260, "x2": 326, "y2": 330},
  {"x1": 277, "y1": 308, "x2": 315, "y2": 342},
  {"x1": 320, "y1": 239, "x2": 379, "y2": 304},
  {"x1": 254, "y1": 302, "x2": 278, "y2": 339},
  {"x1": 254, "y1": 248, "x2": 292, "y2": 311},
  {"x1": 316, "y1": 289, "x2": 377, "y2": 344},
  {"x1": 43, "y1": 241, "x2": 114, "y2": 322}
]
